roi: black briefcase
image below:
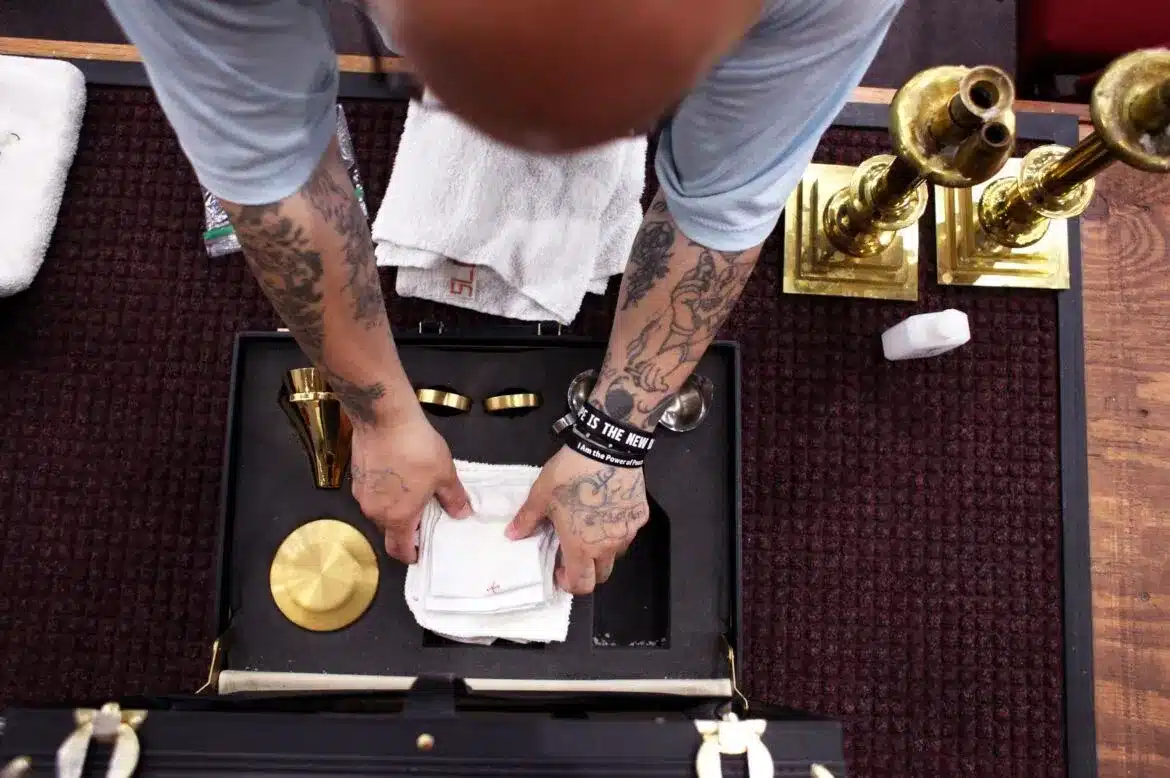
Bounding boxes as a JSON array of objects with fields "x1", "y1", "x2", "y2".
[
  {"x1": 0, "y1": 679, "x2": 846, "y2": 777},
  {"x1": 1, "y1": 329, "x2": 846, "y2": 775}
]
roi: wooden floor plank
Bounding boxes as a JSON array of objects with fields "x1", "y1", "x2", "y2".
[{"x1": 1082, "y1": 165, "x2": 1170, "y2": 778}]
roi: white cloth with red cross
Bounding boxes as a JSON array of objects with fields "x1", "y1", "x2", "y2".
[{"x1": 404, "y1": 460, "x2": 572, "y2": 645}]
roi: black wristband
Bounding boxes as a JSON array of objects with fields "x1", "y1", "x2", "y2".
[
  {"x1": 567, "y1": 427, "x2": 645, "y2": 469},
  {"x1": 573, "y1": 401, "x2": 656, "y2": 455}
]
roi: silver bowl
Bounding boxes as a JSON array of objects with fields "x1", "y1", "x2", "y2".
[{"x1": 565, "y1": 369, "x2": 712, "y2": 433}]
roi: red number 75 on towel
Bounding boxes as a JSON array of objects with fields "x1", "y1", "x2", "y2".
[{"x1": 447, "y1": 262, "x2": 477, "y2": 298}]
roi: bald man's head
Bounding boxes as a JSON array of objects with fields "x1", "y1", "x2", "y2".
[{"x1": 374, "y1": 0, "x2": 760, "y2": 151}]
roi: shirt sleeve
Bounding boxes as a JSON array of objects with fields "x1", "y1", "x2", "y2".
[
  {"x1": 655, "y1": 0, "x2": 903, "y2": 252},
  {"x1": 103, "y1": 0, "x2": 340, "y2": 204}
]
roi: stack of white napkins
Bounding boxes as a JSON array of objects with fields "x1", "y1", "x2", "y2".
[{"x1": 405, "y1": 461, "x2": 572, "y2": 645}]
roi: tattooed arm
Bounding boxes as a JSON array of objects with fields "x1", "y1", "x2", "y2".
[
  {"x1": 591, "y1": 189, "x2": 759, "y2": 428},
  {"x1": 222, "y1": 138, "x2": 471, "y2": 562},
  {"x1": 510, "y1": 190, "x2": 758, "y2": 594}
]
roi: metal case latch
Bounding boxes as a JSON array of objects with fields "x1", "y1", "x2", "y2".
[
  {"x1": 57, "y1": 703, "x2": 147, "y2": 778},
  {"x1": 695, "y1": 713, "x2": 773, "y2": 778}
]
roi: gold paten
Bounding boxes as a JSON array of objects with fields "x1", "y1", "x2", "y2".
[
  {"x1": 785, "y1": 64, "x2": 1017, "y2": 300},
  {"x1": 270, "y1": 519, "x2": 379, "y2": 632},
  {"x1": 416, "y1": 387, "x2": 472, "y2": 413},
  {"x1": 483, "y1": 392, "x2": 542, "y2": 413},
  {"x1": 937, "y1": 48, "x2": 1170, "y2": 288},
  {"x1": 280, "y1": 368, "x2": 353, "y2": 489}
]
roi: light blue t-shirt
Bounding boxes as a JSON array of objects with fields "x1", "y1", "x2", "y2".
[{"x1": 104, "y1": 0, "x2": 901, "y2": 252}]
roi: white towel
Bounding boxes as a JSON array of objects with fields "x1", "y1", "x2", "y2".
[
  {"x1": 373, "y1": 95, "x2": 646, "y2": 324},
  {"x1": 405, "y1": 460, "x2": 572, "y2": 645},
  {"x1": 0, "y1": 56, "x2": 86, "y2": 297}
]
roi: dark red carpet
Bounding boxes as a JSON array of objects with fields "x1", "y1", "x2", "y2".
[{"x1": 0, "y1": 87, "x2": 1065, "y2": 777}]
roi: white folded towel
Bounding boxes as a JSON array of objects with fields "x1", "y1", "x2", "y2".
[
  {"x1": 373, "y1": 95, "x2": 646, "y2": 324},
  {"x1": 405, "y1": 460, "x2": 572, "y2": 645},
  {"x1": 0, "y1": 56, "x2": 86, "y2": 297}
]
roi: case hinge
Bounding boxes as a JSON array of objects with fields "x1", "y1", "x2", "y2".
[{"x1": 57, "y1": 703, "x2": 147, "y2": 778}]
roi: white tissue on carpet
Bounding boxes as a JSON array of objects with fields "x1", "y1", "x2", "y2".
[{"x1": 0, "y1": 56, "x2": 86, "y2": 297}]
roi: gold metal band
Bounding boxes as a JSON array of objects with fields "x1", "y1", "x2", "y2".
[
  {"x1": 416, "y1": 388, "x2": 472, "y2": 413},
  {"x1": 287, "y1": 390, "x2": 337, "y2": 403},
  {"x1": 484, "y1": 392, "x2": 542, "y2": 413}
]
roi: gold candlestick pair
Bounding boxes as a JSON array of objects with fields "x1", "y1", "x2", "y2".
[
  {"x1": 936, "y1": 48, "x2": 1170, "y2": 289},
  {"x1": 784, "y1": 64, "x2": 1018, "y2": 301},
  {"x1": 784, "y1": 48, "x2": 1170, "y2": 298}
]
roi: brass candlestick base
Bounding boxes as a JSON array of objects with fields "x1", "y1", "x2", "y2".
[
  {"x1": 785, "y1": 64, "x2": 1016, "y2": 301},
  {"x1": 936, "y1": 48, "x2": 1170, "y2": 289},
  {"x1": 280, "y1": 368, "x2": 353, "y2": 489},
  {"x1": 270, "y1": 519, "x2": 379, "y2": 632},
  {"x1": 783, "y1": 158, "x2": 923, "y2": 300}
]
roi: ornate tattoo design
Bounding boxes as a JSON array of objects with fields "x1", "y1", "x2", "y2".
[
  {"x1": 228, "y1": 148, "x2": 389, "y2": 427},
  {"x1": 351, "y1": 464, "x2": 408, "y2": 495},
  {"x1": 301, "y1": 163, "x2": 385, "y2": 329},
  {"x1": 550, "y1": 467, "x2": 648, "y2": 546},
  {"x1": 620, "y1": 218, "x2": 675, "y2": 311}
]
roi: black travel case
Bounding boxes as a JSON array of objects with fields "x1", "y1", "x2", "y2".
[{"x1": 0, "y1": 328, "x2": 847, "y2": 776}]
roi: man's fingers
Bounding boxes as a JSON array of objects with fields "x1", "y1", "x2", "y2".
[
  {"x1": 435, "y1": 468, "x2": 473, "y2": 519},
  {"x1": 383, "y1": 510, "x2": 424, "y2": 564},
  {"x1": 507, "y1": 487, "x2": 548, "y2": 540},
  {"x1": 595, "y1": 554, "x2": 616, "y2": 585},
  {"x1": 556, "y1": 547, "x2": 597, "y2": 595}
]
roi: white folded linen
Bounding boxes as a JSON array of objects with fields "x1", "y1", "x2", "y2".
[
  {"x1": 373, "y1": 94, "x2": 646, "y2": 323},
  {"x1": 404, "y1": 460, "x2": 572, "y2": 644}
]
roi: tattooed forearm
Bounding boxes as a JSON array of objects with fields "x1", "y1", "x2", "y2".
[
  {"x1": 621, "y1": 220, "x2": 675, "y2": 311},
  {"x1": 233, "y1": 205, "x2": 328, "y2": 364},
  {"x1": 550, "y1": 466, "x2": 648, "y2": 545},
  {"x1": 228, "y1": 144, "x2": 402, "y2": 429},
  {"x1": 596, "y1": 193, "x2": 760, "y2": 427},
  {"x1": 323, "y1": 372, "x2": 386, "y2": 427},
  {"x1": 623, "y1": 242, "x2": 752, "y2": 394},
  {"x1": 301, "y1": 164, "x2": 385, "y2": 329}
]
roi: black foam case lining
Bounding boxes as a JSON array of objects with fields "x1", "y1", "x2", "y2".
[{"x1": 216, "y1": 332, "x2": 742, "y2": 682}]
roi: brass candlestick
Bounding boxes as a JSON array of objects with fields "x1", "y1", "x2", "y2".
[
  {"x1": 784, "y1": 64, "x2": 1017, "y2": 301},
  {"x1": 936, "y1": 48, "x2": 1170, "y2": 289},
  {"x1": 280, "y1": 368, "x2": 354, "y2": 489}
]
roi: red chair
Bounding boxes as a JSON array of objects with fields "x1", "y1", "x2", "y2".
[{"x1": 1018, "y1": 0, "x2": 1170, "y2": 97}]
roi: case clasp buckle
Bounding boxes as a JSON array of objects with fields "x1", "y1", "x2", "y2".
[
  {"x1": 694, "y1": 713, "x2": 772, "y2": 778},
  {"x1": 57, "y1": 703, "x2": 146, "y2": 778}
]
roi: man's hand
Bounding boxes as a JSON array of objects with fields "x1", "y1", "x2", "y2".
[
  {"x1": 350, "y1": 408, "x2": 471, "y2": 564},
  {"x1": 507, "y1": 447, "x2": 648, "y2": 595}
]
